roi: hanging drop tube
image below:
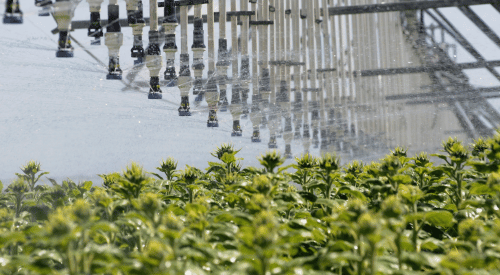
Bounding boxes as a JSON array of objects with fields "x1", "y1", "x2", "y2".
[
  {"x1": 86, "y1": 0, "x2": 104, "y2": 45},
  {"x1": 104, "y1": 0, "x2": 124, "y2": 78},
  {"x1": 162, "y1": 0, "x2": 178, "y2": 86},
  {"x1": 145, "y1": 0, "x2": 163, "y2": 99}
]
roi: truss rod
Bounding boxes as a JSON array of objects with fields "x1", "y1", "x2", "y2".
[
  {"x1": 68, "y1": 13, "x2": 230, "y2": 31},
  {"x1": 328, "y1": 0, "x2": 496, "y2": 16},
  {"x1": 354, "y1": 60, "x2": 500, "y2": 77},
  {"x1": 493, "y1": 3, "x2": 500, "y2": 13},
  {"x1": 426, "y1": 9, "x2": 500, "y2": 82},
  {"x1": 68, "y1": 0, "x2": 498, "y2": 30},
  {"x1": 458, "y1": 6, "x2": 500, "y2": 49},
  {"x1": 386, "y1": 86, "x2": 500, "y2": 101}
]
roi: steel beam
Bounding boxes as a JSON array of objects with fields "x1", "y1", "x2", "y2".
[
  {"x1": 458, "y1": 6, "x2": 500, "y2": 49},
  {"x1": 68, "y1": 0, "x2": 498, "y2": 30},
  {"x1": 68, "y1": 13, "x2": 231, "y2": 32},
  {"x1": 354, "y1": 60, "x2": 500, "y2": 77},
  {"x1": 426, "y1": 9, "x2": 500, "y2": 82},
  {"x1": 386, "y1": 86, "x2": 500, "y2": 101},
  {"x1": 493, "y1": 3, "x2": 500, "y2": 13},
  {"x1": 328, "y1": 0, "x2": 496, "y2": 16}
]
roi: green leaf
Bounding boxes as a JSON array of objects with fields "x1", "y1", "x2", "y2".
[
  {"x1": 185, "y1": 203, "x2": 207, "y2": 215},
  {"x1": 47, "y1": 178, "x2": 60, "y2": 187},
  {"x1": 329, "y1": 240, "x2": 355, "y2": 251},
  {"x1": 391, "y1": 174, "x2": 412, "y2": 185},
  {"x1": 443, "y1": 204, "x2": 458, "y2": 212},
  {"x1": 62, "y1": 180, "x2": 69, "y2": 190},
  {"x1": 0, "y1": 232, "x2": 25, "y2": 247},
  {"x1": 421, "y1": 194, "x2": 443, "y2": 202},
  {"x1": 469, "y1": 183, "x2": 495, "y2": 196},
  {"x1": 424, "y1": 184, "x2": 449, "y2": 194},
  {"x1": 323, "y1": 251, "x2": 361, "y2": 264},
  {"x1": 166, "y1": 205, "x2": 186, "y2": 216},
  {"x1": 231, "y1": 211, "x2": 253, "y2": 225},
  {"x1": 461, "y1": 199, "x2": 485, "y2": 208},
  {"x1": 399, "y1": 184, "x2": 423, "y2": 204},
  {"x1": 35, "y1": 171, "x2": 50, "y2": 183},
  {"x1": 314, "y1": 198, "x2": 337, "y2": 208},
  {"x1": 206, "y1": 162, "x2": 226, "y2": 174},
  {"x1": 405, "y1": 212, "x2": 425, "y2": 223},
  {"x1": 401, "y1": 251, "x2": 430, "y2": 270},
  {"x1": 91, "y1": 221, "x2": 119, "y2": 233},
  {"x1": 338, "y1": 186, "x2": 367, "y2": 201},
  {"x1": 23, "y1": 199, "x2": 37, "y2": 207},
  {"x1": 274, "y1": 192, "x2": 304, "y2": 204},
  {"x1": 431, "y1": 154, "x2": 449, "y2": 162},
  {"x1": 227, "y1": 182, "x2": 258, "y2": 194},
  {"x1": 421, "y1": 238, "x2": 445, "y2": 252},
  {"x1": 32, "y1": 249, "x2": 63, "y2": 265},
  {"x1": 149, "y1": 172, "x2": 164, "y2": 180},
  {"x1": 288, "y1": 219, "x2": 310, "y2": 230},
  {"x1": 163, "y1": 195, "x2": 184, "y2": 201},
  {"x1": 428, "y1": 169, "x2": 445, "y2": 178},
  {"x1": 81, "y1": 181, "x2": 93, "y2": 191},
  {"x1": 70, "y1": 188, "x2": 81, "y2": 198},
  {"x1": 221, "y1": 152, "x2": 237, "y2": 164},
  {"x1": 214, "y1": 213, "x2": 234, "y2": 223},
  {"x1": 425, "y1": 211, "x2": 454, "y2": 228},
  {"x1": 277, "y1": 164, "x2": 293, "y2": 173},
  {"x1": 468, "y1": 161, "x2": 498, "y2": 174},
  {"x1": 298, "y1": 191, "x2": 317, "y2": 203},
  {"x1": 364, "y1": 178, "x2": 385, "y2": 186},
  {"x1": 306, "y1": 182, "x2": 326, "y2": 191}
]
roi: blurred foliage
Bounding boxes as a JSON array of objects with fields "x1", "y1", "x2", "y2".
[{"x1": 2, "y1": 134, "x2": 500, "y2": 274}]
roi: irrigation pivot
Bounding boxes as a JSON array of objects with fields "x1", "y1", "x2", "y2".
[{"x1": 7, "y1": 0, "x2": 500, "y2": 158}]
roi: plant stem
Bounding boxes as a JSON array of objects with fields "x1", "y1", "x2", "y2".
[
  {"x1": 396, "y1": 233, "x2": 402, "y2": 270},
  {"x1": 370, "y1": 242, "x2": 376, "y2": 275},
  {"x1": 327, "y1": 178, "x2": 332, "y2": 199},
  {"x1": 357, "y1": 236, "x2": 364, "y2": 275},
  {"x1": 15, "y1": 193, "x2": 23, "y2": 218},
  {"x1": 260, "y1": 254, "x2": 267, "y2": 275},
  {"x1": 455, "y1": 166, "x2": 462, "y2": 209},
  {"x1": 412, "y1": 202, "x2": 419, "y2": 253},
  {"x1": 68, "y1": 241, "x2": 76, "y2": 274}
]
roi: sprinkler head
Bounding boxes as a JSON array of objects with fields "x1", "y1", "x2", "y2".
[
  {"x1": 231, "y1": 121, "x2": 243, "y2": 137},
  {"x1": 56, "y1": 31, "x2": 74, "y2": 58},
  {"x1": 88, "y1": 12, "x2": 103, "y2": 45},
  {"x1": 251, "y1": 130, "x2": 261, "y2": 143},
  {"x1": 148, "y1": 76, "x2": 162, "y2": 99},
  {"x1": 207, "y1": 110, "x2": 219, "y2": 128},
  {"x1": 106, "y1": 57, "x2": 122, "y2": 79}
]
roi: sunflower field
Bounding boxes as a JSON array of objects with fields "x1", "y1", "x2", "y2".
[{"x1": 2, "y1": 134, "x2": 500, "y2": 274}]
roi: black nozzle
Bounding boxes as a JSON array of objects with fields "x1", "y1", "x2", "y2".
[
  {"x1": 146, "y1": 30, "x2": 161, "y2": 55},
  {"x1": 179, "y1": 54, "x2": 191, "y2": 77},
  {"x1": 259, "y1": 68, "x2": 271, "y2": 92},
  {"x1": 149, "y1": 76, "x2": 161, "y2": 93},
  {"x1": 217, "y1": 39, "x2": 230, "y2": 67},
  {"x1": 107, "y1": 4, "x2": 120, "y2": 33},
  {"x1": 58, "y1": 31, "x2": 72, "y2": 49},
  {"x1": 136, "y1": 1, "x2": 145, "y2": 23},
  {"x1": 88, "y1": 12, "x2": 103, "y2": 38},
  {"x1": 164, "y1": 66, "x2": 177, "y2": 82},
  {"x1": 108, "y1": 56, "x2": 122, "y2": 74},
  {"x1": 231, "y1": 85, "x2": 241, "y2": 104},
  {"x1": 163, "y1": 0, "x2": 177, "y2": 23},
  {"x1": 191, "y1": 17, "x2": 206, "y2": 49},
  {"x1": 163, "y1": 34, "x2": 177, "y2": 50}
]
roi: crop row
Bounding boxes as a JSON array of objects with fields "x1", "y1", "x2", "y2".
[{"x1": 1, "y1": 135, "x2": 500, "y2": 274}]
